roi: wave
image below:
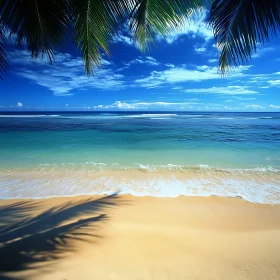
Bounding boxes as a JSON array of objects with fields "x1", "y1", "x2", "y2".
[
  {"x1": 0, "y1": 115, "x2": 47, "y2": 118},
  {"x1": 149, "y1": 117, "x2": 170, "y2": 119},
  {"x1": 206, "y1": 117, "x2": 273, "y2": 120},
  {"x1": 10, "y1": 161, "x2": 280, "y2": 173},
  {"x1": 0, "y1": 113, "x2": 277, "y2": 121},
  {"x1": 216, "y1": 118, "x2": 235, "y2": 120},
  {"x1": 118, "y1": 115, "x2": 276, "y2": 121},
  {"x1": 1, "y1": 160, "x2": 279, "y2": 202},
  {"x1": 0, "y1": 114, "x2": 60, "y2": 118},
  {"x1": 0, "y1": 166, "x2": 279, "y2": 203},
  {"x1": 123, "y1": 114, "x2": 177, "y2": 118}
]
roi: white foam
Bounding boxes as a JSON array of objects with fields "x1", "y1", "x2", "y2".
[
  {"x1": 135, "y1": 163, "x2": 185, "y2": 171},
  {"x1": 149, "y1": 117, "x2": 169, "y2": 120},
  {"x1": 179, "y1": 115, "x2": 204, "y2": 118},
  {"x1": 0, "y1": 115, "x2": 47, "y2": 118},
  {"x1": 217, "y1": 118, "x2": 235, "y2": 120},
  {"x1": 142, "y1": 114, "x2": 177, "y2": 117},
  {"x1": 32, "y1": 162, "x2": 280, "y2": 173},
  {"x1": 123, "y1": 114, "x2": 177, "y2": 118},
  {"x1": 1, "y1": 163, "x2": 279, "y2": 203},
  {"x1": 0, "y1": 114, "x2": 61, "y2": 118},
  {"x1": 1, "y1": 174, "x2": 279, "y2": 204}
]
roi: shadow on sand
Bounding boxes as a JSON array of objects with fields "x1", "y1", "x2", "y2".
[{"x1": 0, "y1": 193, "x2": 125, "y2": 280}]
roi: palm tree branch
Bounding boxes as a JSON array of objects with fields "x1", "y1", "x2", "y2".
[
  {"x1": 208, "y1": 0, "x2": 280, "y2": 74},
  {"x1": 72, "y1": 0, "x2": 131, "y2": 74},
  {"x1": 129, "y1": 0, "x2": 209, "y2": 50},
  {"x1": 0, "y1": 0, "x2": 70, "y2": 63},
  {"x1": 0, "y1": 26, "x2": 8, "y2": 79}
]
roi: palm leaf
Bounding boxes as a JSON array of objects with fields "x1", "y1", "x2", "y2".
[
  {"x1": 208, "y1": 0, "x2": 280, "y2": 74},
  {"x1": 129, "y1": 0, "x2": 208, "y2": 51},
  {"x1": 0, "y1": 26, "x2": 8, "y2": 79},
  {"x1": 0, "y1": 0, "x2": 70, "y2": 63},
  {"x1": 71, "y1": 0, "x2": 132, "y2": 74}
]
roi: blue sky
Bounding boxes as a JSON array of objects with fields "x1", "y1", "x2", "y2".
[{"x1": 0, "y1": 11, "x2": 280, "y2": 112}]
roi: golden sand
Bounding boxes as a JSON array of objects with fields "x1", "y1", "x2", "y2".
[{"x1": 1, "y1": 195, "x2": 280, "y2": 279}]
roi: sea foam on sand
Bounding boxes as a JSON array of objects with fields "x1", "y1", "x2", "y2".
[{"x1": 0, "y1": 165, "x2": 279, "y2": 204}]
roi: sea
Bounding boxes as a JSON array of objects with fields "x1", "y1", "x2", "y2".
[{"x1": 0, "y1": 111, "x2": 279, "y2": 203}]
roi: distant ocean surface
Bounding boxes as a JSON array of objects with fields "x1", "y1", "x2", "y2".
[{"x1": 0, "y1": 111, "x2": 279, "y2": 203}]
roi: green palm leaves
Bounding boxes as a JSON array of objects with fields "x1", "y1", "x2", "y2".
[
  {"x1": 208, "y1": 0, "x2": 280, "y2": 74},
  {"x1": 129, "y1": 0, "x2": 205, "y2": 50},
  {"x1": 1, "y1": 0, "x2": 280, "y2": 79},
  {"x1": 0, "y1": 0, "x2": 70, "y2": 63},
  {"x1": 0, "y1": 0, "x2": 206, "y2": 79},
  {"x1": 72, "y1": 0, "x2": 129, "y2": 74},
  {"x1": 0, "y1": 26, "x2": 8, "y2": 78}
]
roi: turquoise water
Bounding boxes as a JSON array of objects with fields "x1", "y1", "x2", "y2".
[{"x1": 0, "y1": 112, "x2": 279, "y2": 202}]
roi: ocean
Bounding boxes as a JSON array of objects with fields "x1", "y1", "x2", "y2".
[{"x1": 0, "y1": 111, "x2": 279, "y2": 203}]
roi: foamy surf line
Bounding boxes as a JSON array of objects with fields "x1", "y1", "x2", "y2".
[
  {"x1": 0, "y1": 115, "x2": 60, "y2": 118},
  {"x1": 0, "y1": 166, "x2": 279, "y2": 204},
  {"x1": 0, "y1": 114, "x2": 277, "y2": 120}
]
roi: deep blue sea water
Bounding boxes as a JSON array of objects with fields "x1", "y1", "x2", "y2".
[{"x1": 0, "y1": 111, "x2": 279, "y2": 202}]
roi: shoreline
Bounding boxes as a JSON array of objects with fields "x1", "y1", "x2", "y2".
[
  {"x1": 1, "y1": 166, "x2": 280, "y2": 203},
  {"x1": 1, "y1": 193, "x2": 280, "y2": 206},
  {"x1": 1, "y1": 194, "x2": 280, "y2": 279}
]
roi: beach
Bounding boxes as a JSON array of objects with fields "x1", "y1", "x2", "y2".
[
  {"x1": 1, "y1": 0, "x2": 280, "y2": 275},
  {"x1": 1, "y1": 194, "x2": 280, "y2": 279},
  {"x1": 0, "y1": 112, "x2": 280, "y2": 279}
]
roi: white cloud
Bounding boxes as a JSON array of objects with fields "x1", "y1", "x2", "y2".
[
  {"x1": 125, "y1": 56, "x2": 159, "y2": 66},
  {"x1": 17, "y1": 102, "x2": 23, "y2": 107},
  {"x1": 10, "y1": 50, "x2": 124, "y2": 95},
  {"x1": 113, "y1": 10, "x2": 213, "y2": 47},
  {"x1": 195, "y1": 47, "x2": 207, "y2": 53},
  {"x1": 100, "y1": 59, "x2": 112, "y2": 66},
  {"x1": 245, "y1": 104, "x2": 263, "y2": 109},
  {"x1": 94, "y1": 100, "x2": 201, "y2": 110},
  {"x1": 134, "y1": 65, "x2": 251, "y2": 88},
  {"x1": 269, "y1": 104, "x2": 280, "y2": 109},
  {"x1": 208, "y1": 58, "x2": 218, "y2": 63},
  {"x1": 184, "y1": 86, "x2": 258, "y2": 95},
  {"x1": 161, "y1": 10, "x2": 213, "y2": 43},
  {"x1": 145, "y1": 56, "x2": 159, "y2": 65},
  {"x1": 165, "y1": 63, "x2": 175, "y2": 68},
  {"x1": 246, "y1": 71, "x2": 280, "y2": 88},
  {"x1": 94, "y1": 101, "x2": 136, "y2": 110},
  {"x1": 268, "y1": 79, "x2": 280, "y2": 86},
  {"x1": 234, "y1": 97, "x2": 257, "y2": 101},
  {"x1": 112, "y1": 34, "x2": 134, "y2": 46}
]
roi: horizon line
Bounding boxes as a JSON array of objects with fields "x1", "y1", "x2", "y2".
[{"x1": 0, "y1": 110, "x2": 279, "y2": 113}]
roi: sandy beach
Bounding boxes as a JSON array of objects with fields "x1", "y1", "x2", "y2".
[{"x1": 0, "y1": 194, "x2": 280, "y2": 280}]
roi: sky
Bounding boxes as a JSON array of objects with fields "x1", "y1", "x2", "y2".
[{"x1": 0, "y1": 11, "x2": 280, "y2": 112}]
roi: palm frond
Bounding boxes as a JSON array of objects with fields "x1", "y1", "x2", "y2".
[
  {"x1": 0, "y1": 26, "x2": 8, "y2": 79},
  {"x1": 208, "y1": 0, "x2": 280, "y2": 74},
  {"x1": 129, "y1": 0, "x2": 208, "y2": 51},
  {"x1": 71, "y1": 0, "x2": 132, "y2": 75},
  {"x1": 0, "y1": 0, "x2": 70, "y2": 63}
]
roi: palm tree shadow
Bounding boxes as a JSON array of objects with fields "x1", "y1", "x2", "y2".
[
  {"x1": 0, "y1": 193, "x2": 126, "y2": 280},
  {"x1": 0, "y1": 201, "x2": 39, "y2": 232}
]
